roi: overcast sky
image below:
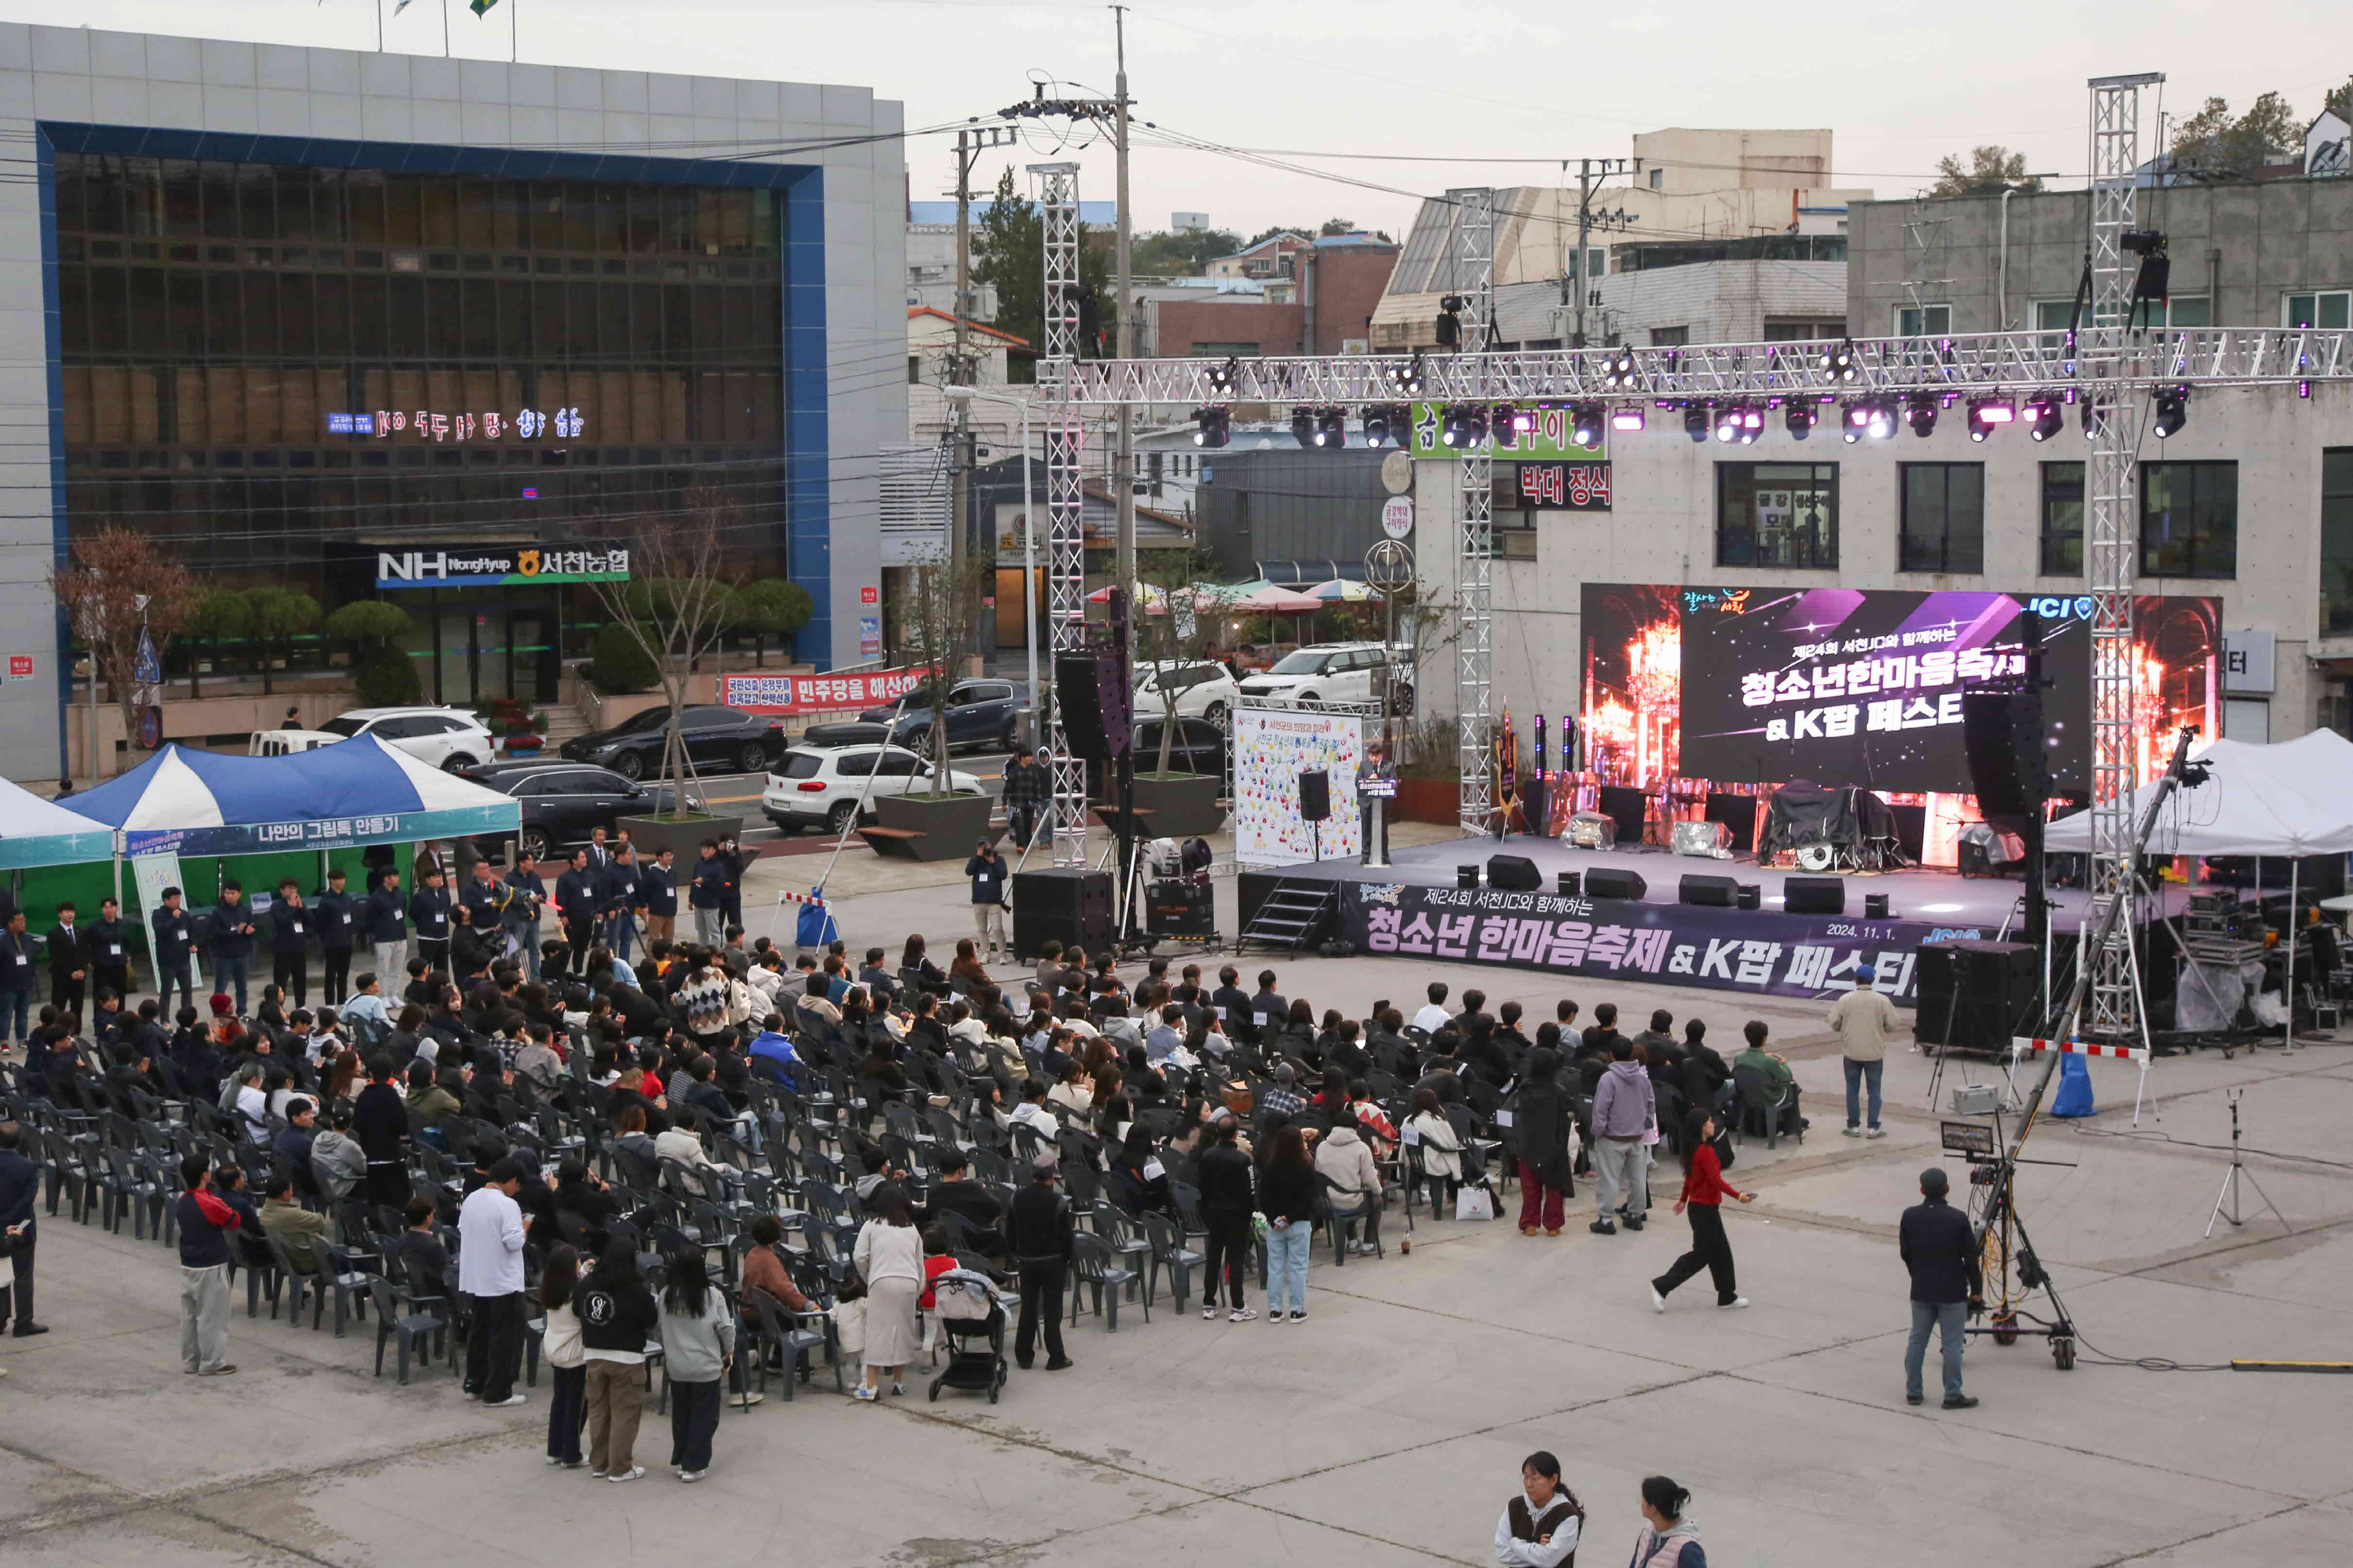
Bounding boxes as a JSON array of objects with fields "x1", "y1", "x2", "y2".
[{"x1": 13, "y1": 0, "x2": 2349, "y2": 240}]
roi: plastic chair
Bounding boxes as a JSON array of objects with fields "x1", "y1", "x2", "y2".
[
  {"x1": 1318, "y1": 1171, "x2": 1381, "y2": 1264},
  {"x1": 316, "y1": 1243, "x2": 380, "y2": 1337},
  {"x1": 1140, "y1": 1211, "x2": 1204, "y2": 1313},
  {"x1": 1090, "y1": 1205, "x2": 1153, "y2": 1305},
  {"x1": 1732, "y1": 1065, "x2": 1797, "y2": 1148},
  {"x1": 747, "y1": 1286, "x2": 841, "y2": 1401},
  {"x1": 365, "y1": 1274, "x2": 449, "y2": 1383},
  {"x1": 261, "y1": 1231, "x2": 324, "y2": 1326},
  {"x1": 1067, "y1": 1231, "x2": 1140, "y2": 1332}
]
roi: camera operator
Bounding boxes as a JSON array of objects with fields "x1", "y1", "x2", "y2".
[{"x1": 1899, "y1": 1166, "x2": 1982, "y2": 1410}]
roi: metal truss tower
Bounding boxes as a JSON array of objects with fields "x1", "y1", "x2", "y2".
[
  {"x1": 2082, "y1": 72, "x2": 2163, "y2": 1040},
  {"x1": 1032, "y1": 161, "x2": 1092, "y2": 864},
  {"x1": 1451, "y1": 188, "x2": 1496, "y2": 838}
]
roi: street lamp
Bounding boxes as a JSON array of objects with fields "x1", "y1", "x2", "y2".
[{"x1": 941, "y1": 384, "x2": 1039, "y2": 731}]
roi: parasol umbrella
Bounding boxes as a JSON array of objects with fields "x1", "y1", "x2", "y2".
[{"x1": 1303, "y1": 577, "x2": 1382, "y2": 603}]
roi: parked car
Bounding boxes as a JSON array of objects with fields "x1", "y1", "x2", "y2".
[
  {"x1": 1088, "y1": 715, "x2": 1231, "y2": 796},
  {"x1": 761, "y1": 744, "x2": 985, "y2": 836},
  {"x1": 320, "y1": 707, "x2": 499, "y2": 772},
  {"x1": 459, "y1": 761, "x2": 680, "y2": 863},
  {"x1": 795, "y1": 720, "x2": 895, "y2": 749},
  {"x1": 847, "y1": 679, "x2": 1027, "y2": 754},
  {"x1": 1133, "y1": 661, "x2": 1239, "y2": 730},
  {"x1": 248, "y1": 728, "x2": 342, "y2": 757},
  {"x1": 1234, "y1": 641, "x2": 1414, "y2": 712},
  {"x1": 559, "y1": 703, "x2": 785, "y2": 780}
]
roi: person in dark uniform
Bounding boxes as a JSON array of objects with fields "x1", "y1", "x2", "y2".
[
  {"x1": 553, "y1": 850, "x2": 600, "y2": 981},
  {"x1": 408, "y1": 867, "x2": 453, "y2": 978},
  {"x1": 45, "y1": 902, "x2": 89, "y2": 1018},
  {"x1": 351, "y1": 1055, "x2": 412, "y2": 1213},
  {"x1": 151, "y1": 886, "x2": 198, "y2": 1019},
  {"x1": 268, "y1": 880, "x2": 312, "y2": 1008},
  {"x1": 207, "y1": 881, "x2": 258, "y2": 1015},
  {"x1": 0, "y1": 913, "x2": 35, "y2": 1049},
  {"x1": 639, "y1": 848, "x2": 677, "y2": 946},
  {"x1": 314, "y1": 869, "x2": 357, "y2": 1007},
  {"x1": 1005, "y1": 1153, "x2": 1074, "y2": 1371},
  {"x1": 366, "y1": 869, "x2": 407, "y2": 987},
  {"x1": 502, "y1": 852, "x2": 546, "y2": 980},
  {"x1": 689, "y1": 840, "x2": 731, "y2": 947},
  {"x1": 88, "y1": 896, "x2": 133, "y2": 1005},
  {"x1": 1355, "y1": 741, "x2": 1394, "y2": 864},
  {"x1": 600, "y1": 844, "x2": 643, "y2": 964},
  {"x1": 716, "y1": 837, "x2": 747, "y2": 933}
]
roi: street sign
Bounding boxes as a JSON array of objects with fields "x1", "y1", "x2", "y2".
[
  {"x1": 133, "y1": 626, "x2": 160, "y2": 685},
  {"x1": 1380, "y1": 496, "x2": 1414, "y2": 540},
  {"x1": 137, "y1": 705, "x2": 163, "y2": 750},
  {"x1": 1364, "y1": 538, "x2": 1414, "y2": 591}
]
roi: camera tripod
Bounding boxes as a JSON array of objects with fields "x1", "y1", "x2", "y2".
[{"x1": 2203, "y1": 1088, "x2": 2288, "y2": 1239}]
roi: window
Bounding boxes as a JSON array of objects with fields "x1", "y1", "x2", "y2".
[
  {"x1": 873, "y1": 753, "x2": 922, "y2": 777},
  {"x1": 834, "y1": 753, "x2": 877, "y2": 778},
  {"x1": 1899, "y1": 464, "x2": 1985, "y2": 573},
  {"x1": 2285, "y1": 291, "x2": 2351, "y2": 330},
  {"x1": 2035, "y1": 297, "x2": 2207, "y2": 336},
  {"x1": 1649, "y1": 326, "x2": 1689, "y2": 347},
  {"x1": 907, "y1": 355, "x2": 920, "y2": 384},
  {"x1": 1716, "y1": 463, "x2": 1838, "y2": 570},
  {"x1": 1648, "y1": 168, "x2": 1664, "y2": 189},
  {"x1": 1895, "y1": 303, "x2": 1951, "y2": 337},
  {"x1": 779, "y1": 752, "x2": 823, "y2": 780},
  {"x1": 1190, "y1": 340, "x2": 1260, "y2": 356},
  {"x1": 2140, "y1": 461, "x2": 2238, "y2": 578},
  {"x1": 2322, "y1": 450, "x2": 2353, "y2": 636},
  {"x1": 2040, "y1": 462, "x2": 2085, "y2": 576},
  {"x1": 1763, "y1": 319, "x2": 1846, "y2": 342}
]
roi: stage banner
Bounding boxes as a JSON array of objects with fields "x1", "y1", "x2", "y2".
[
  {"x1": 1337, "y1": 879, "x2": 1992, "y2": 1005},
  {"x1": 1233, "y1": 707, "x2": 1362, "y2": 865}
]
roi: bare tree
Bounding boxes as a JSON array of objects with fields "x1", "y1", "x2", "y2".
[
  {"x1": 893, "y1": 545, "x2": 995, "y2": 797},
  {"x1": 51, "y1": 524, "x2": 196, "y2": 777},
  {"x1": 1133, "y1": 541, "x2": 1236, "y2": 775},
  {"x1": 587, "y1": 488, "x2": 744, "y2": 809}
]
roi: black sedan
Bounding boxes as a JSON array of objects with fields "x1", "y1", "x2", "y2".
[
  {"x1": 1086, "y1": 715, "x2": 1231, "y2": 796},
  {"x1": 559, "y1": 703, "x2": 785, "y2": 780},
  {"x1": 461, "y1": 761, "x2": 681, "y2": 863}
]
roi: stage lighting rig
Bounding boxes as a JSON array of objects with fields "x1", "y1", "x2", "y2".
[
  {"x1": 1192, "y1": 405, "x2": 1230, "y2": 448},
  {"x1": 1602, "y1": 348, "x2": 1638, "y2": 389},
  {"x1": 1737, "y1": 405, "x2": 1763, "y2": 444},
  {"x1": 1905, "y1": 393, "x2": 1940, "y2": 437},
  {"x1": 1819, "y1": 338, "x2": 1861, "y2": 384},
  {"x1": 2152, "y1": 384, "x2": 2191, "y2": 438},
  {"x1": 1361, "y1": 405, "x2": 1401, "y2": 447},
  {"x1": 1683, "y1": 403, "x2": 1710, "y2": 443},
  {"x1": 1316, "y1": 407, "x2": 1347, "y2": 448},
  {"x1": 1786, "y1": 401, "x2": 1816, "y2": 440},
  {"x1": 2025, "y1": 394, "x2": 2064, "y2": 442},
  {"x1": 1385, "y1": 354, "x2": 1425, "y2": 397},
  {"x1": 1493, "y1": 403, "x2": 1534, "y2": 439},
  {"x1": 1207, "y1": 355, "x2": 1239, "y2": 395},
  {"x1": 1569, "y1": 402, "x2": 1605, "y2": 447},
  {"x1": 1609, "y1": 405, "x2": 1646, "y2": 433},
  {"x1": 1966, "y1": 398, "x2": 2015, "y2": 441},
  {"x1": 1867, "y1": 399, "x2": 1896, "y2": 440},
  {"x1": 1290, "y1": 408, "x2": 1315, "y2": 448},
  {"x1": 1440, "y1": 405, "x2": 1487, "y2": 448},
  {"x1": 1713, "y1": 405, "x2": 1742, "y2": 443}
]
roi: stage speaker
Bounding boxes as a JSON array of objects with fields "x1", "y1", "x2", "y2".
[
  {"x1": 1298, "y1": 769, "x2": 1331, "y2": 823},
  {"x1": 1011, "y1": 867, "x2": 1112, "y2": 961},
  {"x1": 1705, "y1": 791, "x2": 1758, "y2": 856},
  {"x1": 1963, "y1": 688, "x2": 2048, "y2": 820},
  {"x1": 1864, "y1": 893, "x2": 1892, "y2": 919},
  {"x1": 1678, "y1": 874, "x2": 1739, "y2": 908},
  {"x1": 1556, "y1": 871, "x2": 1582, "y2": 897},
  {"x1": 1054, "y1": 650, "x2": 1131, "y2": 760},
  {"x1": 1488, "y1": 854, "x2": 1542, "y2": 892},
  {"x1": 1597, "y1": 785, "x2": 1648, "y2": 848},
  {"x1": 1456, "y1": 865, "x2": 1481, "y2": 890},
  {"x1": 1915, "y1": 939, "x2": 2037, "y2": 1053},
  {"x1": 1584, "y1": 867, "x2": 1648, "y2": 902},
  {"x1": 1735, "y1": 883, "x2": 1761, "y2": 910},
  {"x1": 1783, "y1": 876, "x2": 1846, "y2": 915}
]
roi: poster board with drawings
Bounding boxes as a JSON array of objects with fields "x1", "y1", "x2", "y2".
[{"x1": 1231, "y1": 707, "x2": 1363, "y2": 865}]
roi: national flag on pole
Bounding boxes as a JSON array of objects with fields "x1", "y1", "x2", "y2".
[{"x1": 471, "y1": 0, "x2": 499, "y2": 13}]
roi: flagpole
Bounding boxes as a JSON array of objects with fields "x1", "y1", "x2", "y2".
[
  {"x1": 376, "y1": 0, "x2": 383, "y2": 52},
  {"x1": 511, "y1": 0, "x2": 519, "y2": 63},
  {"x1": 441, "y1": 0, "x2": 450, "y2": 56}
]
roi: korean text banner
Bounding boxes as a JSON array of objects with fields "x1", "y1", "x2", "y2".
[
  {"x1": 1232, "y1": 707, "x2": 1362, "y2": 865},
  {"x1": 1339, "y1": 879, "x2": 1992, "y2": 1004},
  {"x1": 720, "y1": 666, "x2": 932, "y2": 716}
]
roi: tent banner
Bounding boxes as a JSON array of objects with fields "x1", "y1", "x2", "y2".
[{"x1": 124, "y1": 803, "x2": 518, "y2": 859}]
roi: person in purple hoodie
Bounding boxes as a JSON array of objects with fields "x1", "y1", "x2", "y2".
[{"x1": 1588, "y1": 1037, "x2": 1655, "y2": 1235}]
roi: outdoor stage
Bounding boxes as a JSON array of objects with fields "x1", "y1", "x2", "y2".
[{"x1": 1238, "y1": 836, "x2": 2189, "y2": 1007}]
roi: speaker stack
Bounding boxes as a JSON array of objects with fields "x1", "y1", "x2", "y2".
[
  {"x1": 1914, "y1": 939, "x2": 2038, "y2": 1053},
  {"x1": 1584, "y1": 867, "x2": 1648, "y2": 901},
  {"x1": 1012, "y1": 867, "x2": 1113, "y2": 961},
  {"x1": 1298, "y1": 769, "x2": 1331, "y2": 823},
  {"x1": 1054, "y1": 650, "x2": 1132, "y2": 760},
  {"x1": 1962, "y1": 688, "x2": 2049, "y2": 821}
]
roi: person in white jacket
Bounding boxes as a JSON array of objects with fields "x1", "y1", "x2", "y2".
[
  {"x1": 540, "y1": 1245, "x2": 588, "y2": 1469},
  {"x1": 1313, "y1": 1121, "x2": 1383, "y2": 1254},
  {"x1": 850, "y1": 1189, "x2": 925, "y2": 1402}
]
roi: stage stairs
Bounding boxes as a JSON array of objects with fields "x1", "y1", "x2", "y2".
[{"x1": 1238, "y1": 879, "x2": 1338, "y2": 954}]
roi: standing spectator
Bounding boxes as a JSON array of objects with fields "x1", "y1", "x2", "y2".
[
  {"x1": 578, "y1": 1238, "x2": 660, "y2": 1482},
  {"x1": 657, "y1": 1247, "x2": 734, "y2": 1482},
  {"x1": 553, "y1": 851, "x2": 599, "y2": 981},
  {"x1": 173, "y1": 1156, "x2": 237, "y2": 1376},
  {"x1": 1005, "y1": 1152, "x2": 1075, "y2": 1369},
  {"x1": 1650, "y1": 1109, "x2": 1751, "y2": 1312},
  {"x1": 408, "y1": 867, "x2": 453, "y2": 978},
  {"x1": 1260, "y1": 1125, "x2": 1319, "y2": 1322},
  {"x1": 1589, "y1": 1038, "x2": 1655, "y2": 1235},
  {"x1": 88, "y1": 895, "x2": 134, "y2": 1007},
  {"x1": 1492, "y1": 1450, "x2": 1583, "y2": 1568},
  {"x1": 1001, "y1": 748, "x2": 1051, "y2": 848},
  {"x1": 502, "y1": 852, "x2": 547, "y2": 980},
  {"x1": 150, "y1": 887, "x2": 198, "y2": 1020},
  {"x1": 269, "y1": 880, "x2": 312, "y2": 1009},
  {"x1": 1831, "y1": 966, "x2": 1899, "y2": 1138},
  {"x1": 1513, "y1": 1047, "x2": 1577, "y2": 1237},
  {"x1": 640, "y1": 847, "x2": 677, "y2": 946},
  {"x1": 1626, "y1": 1477, "x2": 1707, "y2": 1568},
  {"x1": 690, "y1": 840, "x2": 730, "y2": 947},
  {"x1": 540, "y1": 1245, "x2": 587, "y2": 1468},
  {"x1": 45, "y1": 901, "x2": 87, "y2": 1018},
  {"x1": 850, "y1": 1186, "x2": 924, "y2": 1401},
  {"x1": 965, "y1": 838, "x2": 1010, "y2": 961},
  {"x1": 0, "y1": 912, "x2": 34, "y2": 1048},
  {"x1": 366, "y1": 869, "x2": 407, "y2": 990},
  {"x1": 1900, "y1": 1166, "x2": 1982, "y2": 1409},
  {"x1": 600, "y1": 845, "x2": 643, "y2": 963},
  {"x1": 314, "y1": 869, "x2": 358, "y2": 1006},
  {"x1": 716, "y1": 836, "x2": 746, "y2": 934},
  {"x1": 1195, "y1": 1118, "x2": 1258, "y2": 1321},
  {"x1": 457, "y1": 1157, "x2": 530, "y2": 1406},
  {"x1": 207, "y1": 881, "x2": 258, "y2": 1016},
  {"x1": 352, "y1": 1053, "x2": 411, "y2": 1211},
  {"x1": 0, "y1": 1122, "x2": 42, "y2": 1341}
]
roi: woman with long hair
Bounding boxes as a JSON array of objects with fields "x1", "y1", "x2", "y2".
[
  {"x1": 1258, "y1": 1124, "x2": 1320, "y2": 1322},
  {"x1": 540, "y1": 1244, "x2": 587, "y2": 1468},
  {"x1": 948, "y1": 937, "x2": 990, "y2": 989},
  {"x1": 576, "y1": 1238, "x2": 660, "y2": 1482},
  {"x1": 1404, "y1": 1086, "x2": 1464, "y2": 1214},
  {"x1": 850, "y1": 1186, "x2": 924, "y2": 1400},
  {"x1": 1046, "y1": 1057, "x2": 1094, "y2": 1119},
  {"x1": 1649, "y1": 1108, "x2": 1751, "y2": 1312},
  {"x1": 658, "y1": 1246, "x2": 735, "y2": 1482},
  {"x1": 1513, "y1": 1047, "x2": 1576, "y2": 1237},
  {"x1": 901, "y1": 934, "x2": 947, "y2": 994}
]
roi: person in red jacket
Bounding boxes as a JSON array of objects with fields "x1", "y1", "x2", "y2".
[{"x1": 1649, "y1": 1109, "x2": 1752, "y2": 1311}]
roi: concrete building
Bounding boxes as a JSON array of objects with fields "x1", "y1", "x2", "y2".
[
  {"x1": 1205, "y1": 231, "x2": 1306, "y2": 281},
  {"x1": 904, "y1": 305, "x2": 1029, "y2": 453},
  {"x1": 10, "y1": 24, "x2": 907, "y2": 781},
  {"x1": 1144, "y1": 233, "x2": 1398, "y2": 358}
]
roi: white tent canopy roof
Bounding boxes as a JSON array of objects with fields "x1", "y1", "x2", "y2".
[{"x1": 2043, "y1": 728, "x2": 2353, "y2": 859}]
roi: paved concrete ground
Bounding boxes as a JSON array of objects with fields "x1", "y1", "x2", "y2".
[{"x1": 9, "y1": 841, "x2": 2353, "y2": 1568}]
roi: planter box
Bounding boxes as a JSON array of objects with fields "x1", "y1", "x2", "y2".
[
  {"x1": 619, "y1": 812, "x2": 743, "y2": 862},
  {"x1": 1393, "y1": 776, "x2": 1460, "y2": 826},
  {"x1": 871, "y1": 792, "x2": 1001, "y2": 861},
  {"x1": 1128, "y1": 772, "x2": 1227, "y2": 838}
]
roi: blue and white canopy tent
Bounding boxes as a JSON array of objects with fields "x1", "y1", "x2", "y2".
[{"x1": 0, "y1": 778, "x2": 114, "y2": 871}]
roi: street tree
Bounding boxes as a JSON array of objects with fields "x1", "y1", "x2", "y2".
[
  {"x1": 587, "y1": 487, "x2": 743, "y2": 803},
  {"x1": 184, "y1": 586, "x2": 250, "y2": 699},
  {"x1": 50, "y1": 524, "x2": 196, "y2": 775},
  {"x1": 242, "y1": 587, "x2": 320, "y2": 697},
  {"x1": 726, "y1": 577, "x2": 814, "y2": 667},
  {"x1": 972, "y1": 166, "x2": 1110, "y2": 373},
  {"x1": 2171, "y1": 92, "x2": 2302, "y2": 179},
  {"x1": 891, "y1": 545, "x2": 995, "y2": 797},
  {"x1": 1132, "y1": 540, "x2": 1236, "y2": 776}
]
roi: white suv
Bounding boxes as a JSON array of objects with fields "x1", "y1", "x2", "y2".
[
  {"x1": 1236, "y1": 642, "x2": 1413, "y2": 711},
  {"x1": 320, "y1": 707, "x2": 498, "y2": 772},
  {"x1": 762, "y1": 744, "x2": 986, "y2": 835},
  {"x1": 1133, "y1": 660, "x2": 1240, "y2": 730}
]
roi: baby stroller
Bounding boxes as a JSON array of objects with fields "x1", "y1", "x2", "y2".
[{"x1": 926, "y1": 1267, "x2": 1011, "y2": 1404}]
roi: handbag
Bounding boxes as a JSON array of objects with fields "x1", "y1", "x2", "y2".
[
  {"x1": 1249, "y1": 1211, "x2": 1269, "y2": 1242},
  {"x1": 1455, "y1": 1186, "x2": 1496, "y2": 1222},
  {"x1": 831, "y1": 1296, "x2": 867, "y2": 1361}
]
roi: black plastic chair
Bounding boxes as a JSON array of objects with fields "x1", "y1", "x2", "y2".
[{"x1": 365, "y1": 1274, "x2": 449, "y2": 1383}]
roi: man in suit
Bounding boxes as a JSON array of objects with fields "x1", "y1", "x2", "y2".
[
  {"x1": 601, "y1": 844, "x2": 643, "y2": 963},
  {"x1": 150, "y1": 888, "x2": 198, "y2": 1020},
  {"x1": 88, "y1": 896, "x2": 134, "y2": 1007},
  {"x1": 268, "y1": 880, "x2": 312, "y2": 1009},
  {"x1": 0, "y1": 1120, "x2": 43, "y2": 1339},
  {"x1": 46, "y1": 902, "x2": 88, "y2": 1018}
]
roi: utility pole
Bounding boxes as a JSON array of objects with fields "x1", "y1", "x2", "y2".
[
  {"x1": 1110, "y1": 4, "x2": 1136, "y2": 597},
  {"x1": 1563, "y1": 157, "x2": 1633, "y2": 348}
]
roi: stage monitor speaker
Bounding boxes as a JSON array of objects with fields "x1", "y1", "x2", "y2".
[
  {"x1": 1298, "y1": 769, "x2": 1331, "y2": 823},
  {"x1": 1054, "y1": 650, "x2": 1130, "y2": 760},
  {"x1": 1488, "y1": 854, "x2": 1542, "y2": 892},
  {"x1": 1596, "y1": 785, "x2": 1648, "y2": 848},
  {"x1": 1678, "y1": 873, "x2": 1739, "y2": 908},
  {"x1": 1556, "y1": 871, "x2": 1582, "y2": 897},
  {"x1": 1011, "y1": 867, "x2": 1112, "y2": 961},
  {"x1": 1864, "y1": 892, "x2": 1892, "y2": 919},
  {"x1": 1914, "y1": 939, "x2": 2037, "y2": 1053},
  {"x1": 1735, "y1": 883, "x2": 1761, "y2": 910},
  {"x1": 1584, "y1": 867, "x2": 1648, "y2": 902},
  {"x1": 1963, "y1": 688, "x2": 2048, "y2": 819},
  {"x1": 1705, "y1": 791, "x2": 1758, "y2": 856},
  {"x1": 1456, "y1": 865, "x2": 1481, "y2": 890},
  {"x1": 1783, "y1": 875, "x2": 1846, "y2": 915}
]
